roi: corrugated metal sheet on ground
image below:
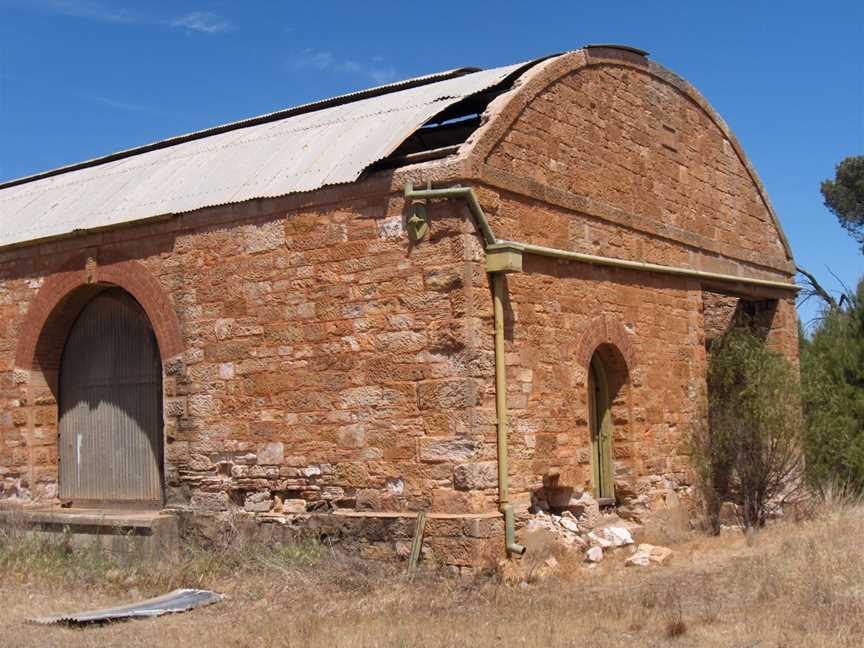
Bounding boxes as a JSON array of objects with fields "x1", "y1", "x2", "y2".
[
  {"x1": 27, "y1": 589, "x2": 223, "y2": 625},
  {"x1": 0, "y1": 62, "x2": 527, "y2": 249}
]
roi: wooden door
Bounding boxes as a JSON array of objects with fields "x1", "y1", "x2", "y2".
[{"x1": 589, "y1": 354, "x2": 615, "y2": 500}]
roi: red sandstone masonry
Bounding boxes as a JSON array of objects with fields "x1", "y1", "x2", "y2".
[
  {"x1": 456, "y1": 52, "x2": 798, "y2": 510},
  {"x1": 0, "y1": 193, "x2": 501, "y2": 523},
  {"x1": 0, "y1": 50, "x2": 799, "y2": 566}
]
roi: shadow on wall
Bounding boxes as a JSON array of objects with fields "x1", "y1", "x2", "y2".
[{"x1": 703, "y1": 291, "x2": 778, "y2": 349}]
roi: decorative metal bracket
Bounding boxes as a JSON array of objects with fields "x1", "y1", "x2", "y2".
[{"x1": 407, "y1": 201, "x2": 429, "y2": 243}]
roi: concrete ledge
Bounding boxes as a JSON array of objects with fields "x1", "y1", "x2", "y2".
[
  {"x1": 0, "y1": 507, "x2": 179, "y2": 561},
  {"x1": 330, "y1": 510, "x2": 501, "y2": 520}
]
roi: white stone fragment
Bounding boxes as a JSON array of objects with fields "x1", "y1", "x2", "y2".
[
  {"x1": 587, "y1": 532, "x2": 613, "y2": 549},
  {"x1": 599, "y1": 526, "x2": 634, "y2": 547},
  {"x1": 636, "y1": 543, "x2": 673, "y2": 565},
  {"x1": 625, "y1": 551, "x2": 651, "y2": 567},
  {"x1": 559, "y1": 517, "x2": 581, "y2": 534}
]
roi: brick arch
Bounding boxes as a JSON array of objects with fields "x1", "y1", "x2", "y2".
[
  {"x1": 15, "y1": 259, "x2": 183, "y2": 376},
  {"x1": 574, "y1": 315, "x2": 635, "y2": 373},
  {"x1": 464, "y1": 47, "x2": 793, "y2": 262}
]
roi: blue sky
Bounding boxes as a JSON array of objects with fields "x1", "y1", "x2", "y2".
[{"x1": 0, "y1": 1, "x2": 861, "y2": 325}]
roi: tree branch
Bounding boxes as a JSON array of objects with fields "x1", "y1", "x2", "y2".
[{"x1": 796, "y1": 265, "x2": 839, "y2": 310}]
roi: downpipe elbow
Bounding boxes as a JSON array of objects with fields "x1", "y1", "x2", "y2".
[{"x1": 502, "y1": 504, "x2": 526, "y2": 556}]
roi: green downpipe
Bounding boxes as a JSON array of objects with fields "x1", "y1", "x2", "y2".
[{"x1": 493, "y1": 272, "x2": 526, "y2": 556}]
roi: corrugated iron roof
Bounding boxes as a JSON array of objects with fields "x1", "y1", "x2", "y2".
[{"x1": 0, "y1": 60, "x2": 538, "y2": 250}]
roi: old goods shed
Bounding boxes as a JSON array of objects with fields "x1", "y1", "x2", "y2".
[{"x1": 0, "y1": 46, "x2": 798, "y2": 566}]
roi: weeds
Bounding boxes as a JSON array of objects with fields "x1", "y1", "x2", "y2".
[
  {"x1": 0, "y1": 517, "x2": 323, "y2": 594},
  {"x1": 695, "y1": 577, "x2": 722, "y2": 624},
  {"x1": 4, "y1": 498, "x2": 864, "y2": 646},
  {"x1": 661, "y1": 590, "x2": 687, "y2": 638},
  {"x1": 691, "y1": 330, "x2": 804, "y2": 533}
]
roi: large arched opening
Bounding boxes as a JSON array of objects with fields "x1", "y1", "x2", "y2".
[
  {"x1": 14, "y1": 259, "x2": 183, "y2": 508},
  {"x1": 58, "y1": 288, "x2": 164, "y2": 507}
]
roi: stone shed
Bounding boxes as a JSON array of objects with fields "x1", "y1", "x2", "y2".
[{"x1": 0, "y1": 46, "x2": 798, "y2": 566}]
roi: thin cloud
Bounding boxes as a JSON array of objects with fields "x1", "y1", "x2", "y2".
[
  {"x1": 14, "y1": 0, "x2": 143, "y2": 24},
  {"x1": 6, "y1": 1, "x2": 232, "y2": 34},
  {"x1": 290, "y1": 49, "x2": 398, "y2": 85},
  {"x1": 171, "y1": 11, "x2": 231, "y2": 34},
  {"x1": 81, "y1": 94, "x2": 162, "y2": 114}
]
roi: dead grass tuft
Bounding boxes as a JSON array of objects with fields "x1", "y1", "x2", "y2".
[
  {"x1": 0, "y1": 514, "x2": 323, "y2": 595},
  {"x1": 661, "y1": 591, "x2": 687, "y2": 638}
]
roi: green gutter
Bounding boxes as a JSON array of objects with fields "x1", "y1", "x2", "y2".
[
  {"x1": 489, "y1": 241, "x2": 800, "y2": 292},
  {"x1": 404, "y1": 183, "x2": 799, "y2": 293}
]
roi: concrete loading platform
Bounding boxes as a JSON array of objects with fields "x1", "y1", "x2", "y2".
[{"x1": 0, "y1": 507, "x2": 179, "y2": 560}]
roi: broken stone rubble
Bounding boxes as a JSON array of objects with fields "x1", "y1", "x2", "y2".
[
  {"x1": 504, "y1": 500, "x2": 676, "y2": 584},
  {"x1": 598, "y1": 525, "x2": 633, "y2": 547},
  {"x1": 625, "y1": 543, "x2": 673, "y2": 567},
  {"x1": 522, "y1": 492, "x2": 644, "y2": 565}
]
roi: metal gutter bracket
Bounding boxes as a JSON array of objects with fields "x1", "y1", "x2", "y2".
[
  {"x1": 407, "y1": 202, "x2": 429, "y2": 243},
  {"x1": 486, "y1": 242, "x2": 523, "y2": 274}
]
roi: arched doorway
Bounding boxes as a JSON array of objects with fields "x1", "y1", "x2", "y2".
[
  {"x1": 58, "y1": 288, "x2": 164, "y2": 507},
  {"x1": 588, "y1": 353, "x2": 614, "y2": 500}
]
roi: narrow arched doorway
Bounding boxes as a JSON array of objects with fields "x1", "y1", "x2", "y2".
[
  {"x1": 588, "y1": 353, "x2": 615, "y2": 501},
  {"x1": 58, "y1": 288, "x2": 164, "y2": 507}
]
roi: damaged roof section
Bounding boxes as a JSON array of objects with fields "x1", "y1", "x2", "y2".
[
  {"x1": 370, "y1": 59, "x2": 550, "y2": 171},
  {"x1": 0, "y1": 58, "x2": 548, "y2": 250}
]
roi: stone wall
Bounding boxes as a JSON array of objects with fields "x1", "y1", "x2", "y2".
[
  {"x1": 479, "y1": 55, "x2": 793, "y2": 278},
  {"x1": 461, "y1": 195, "x2": 798, "y2": 517},
  {"x1": 701, "y1": 291, "x2": 799, "y2": 366},
  {"x1": 462, "y1": 54, "x2": 800, "y2": 513},
  {"x1": 0, "y1": 189, "x2": 500, "y2": 527}
]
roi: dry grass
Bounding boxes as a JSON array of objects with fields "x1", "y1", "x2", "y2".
[{"x1": 3, "y1": 503, "x2": 864, "y2": 647}]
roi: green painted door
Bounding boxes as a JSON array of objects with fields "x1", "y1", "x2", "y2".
[{"x1": 589, "y1": 355, "x2": 615, "y2": 500}]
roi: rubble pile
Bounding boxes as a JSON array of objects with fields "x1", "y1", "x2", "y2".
[{"x1": 519, "y1": 492, "x2": 673, "y2": 570}]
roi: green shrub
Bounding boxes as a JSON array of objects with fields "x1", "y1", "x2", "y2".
[
  {"x1": 692, "y1": 330, "x2": 804, "y2": 532},
  {"x1": 803, "y1": 280, "x2": 864, "y2": 492}
]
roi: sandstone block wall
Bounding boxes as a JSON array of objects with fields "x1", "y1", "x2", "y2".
[
  {"x1": 0, "y1": 191, "x2": 501, "y2": 526},
  {"x1": 480, "y1": 58, "x2": 792, "y2": 277},
  {"x1": 463, "y1": 55, "x2": 799, "y2": 511}
]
